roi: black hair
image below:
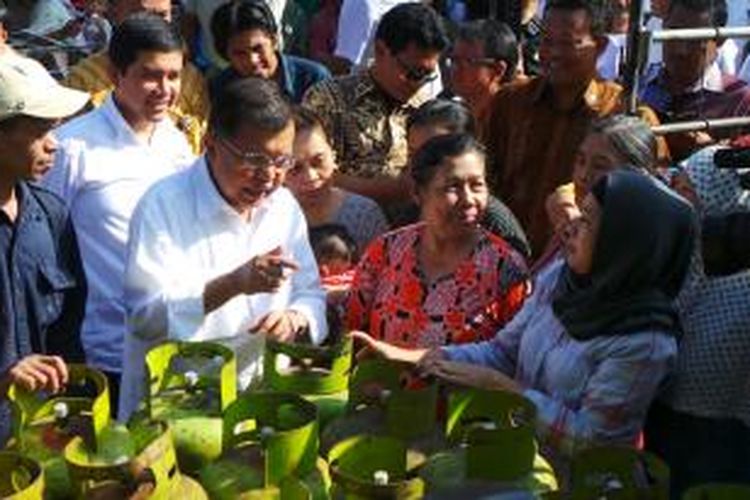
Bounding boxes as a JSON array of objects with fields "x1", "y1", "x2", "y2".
[
  {"x1": 407, "y1": 98, "x2": 475, "y2": 135},
  {"x1": 544, "y1": 0, "x2": 606, "y2": 37},
  {"x1": 668, "y1": 0, "x2": 728, "y2": 27},
  {"x1": 211, "y1": 0, "x2": 278, "y2": 60},
  {"x1": 108, "y1": 12, "x2": 183, "y2": 74},
  {"x1": 411, "y1": 133, "x2": 485, "y2": 189},
  {"x1": 209, "y1": 77, "x2": 291, "y2": 137},
  {"x1": 309, "y1": 224, "x2": 358, "y2": 264},
  {"x1": 456, "y1": 20, "x2": 519, "y2": 81},
  {"x1": 292, "y1": 106, "x2": 327, "y2": 139},
  {"x1": 375, "y1": 3, "x2": 450, "y2": 55}
]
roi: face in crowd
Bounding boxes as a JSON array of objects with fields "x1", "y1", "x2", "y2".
[
  {"x1": 111, "y1": 0, "x2": 172, "y2": 24},
  {"x1": 111, "y1": 49, "x2": 183, "y2": 127},
  {"x1": 564, "y1": 192, "x2": 601, "y2": 275},
  {"x1": 663, "y1": 4, "x2": 717, "y2": 92},
  {"x1": 287, "y1": 124, "x2": 338, "y2": 202},
  {"x1": 375, "y1": 40, "x2": 442, "y2": 103},
  {"x1": 416, "y1": 147, "x2": 489, "y2": 236},
  {"x1": 539, "y1": 7, "x2": 603, "y2": 88},
  {"x1": 227, "y1": 29, "x2": 280, "y2": 80},
  {"x1": 0, "y1": 117, "x2": 60, "y2": 182},
  {"x1": 206, "y1": 121, "x2": 295, "y2": 213}
]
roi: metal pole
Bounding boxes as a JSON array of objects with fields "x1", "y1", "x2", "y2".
[
  {"x1": 651, "y1": 26, "x2": 750, "y2": 42},
  {"x1": 651, "y1": 116, "x2": 750, "y2": 135},
  {"x1": 623, "y1": 0, "x2": 644, "y2": 115}
]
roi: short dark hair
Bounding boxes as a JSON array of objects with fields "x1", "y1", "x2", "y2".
[
  {"x1": 375, "y1": 3, "x2": 450, "y2": 55},
  {"x1": 108, "y1": 12, "x2": 183, "y2": 73},
  {"x1": 544, "y1": 0, "x2": 606, "y2": 37},
  {"x1": 407, "y1": 98, "x2": 475, "y2": 135},
  {"x1": 211, "y1": 0, "x2": 278, "y2": 60},
  {"x1": 456, "y1": 20, "x2": 519, "y2": 81},
  {"x1": 292, "y1": 106, "x2": 327, "y2": 139},
  {"x1": 309, "y1": 224, "x2": 358, "y2": 264},
  {"x1": 668, "y1": 0, "x2": 728, "y2": 27},
  {"x1": 210, "y1": 77, "x2": 291, "y2": 137},
  {"x1": 411, "y1": 133, "x2": 485, "y2": 189}
]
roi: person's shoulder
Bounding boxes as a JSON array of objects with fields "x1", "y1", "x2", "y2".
[
  {"x1": 342, "y1": 191, "x2": 382, "y2": 211},
  {"x1": 64, "y1": 51, "x2": 111, "y2": 90},
  {"x1": 56, "y1": 105, "x2": 105, "y2": 137},
  {"x1": 135, "y1": 165, "x2": 196, "y2": 217},
  {"x1": 26, "y1": 182, "x2": 67, "y2": 215},
  {"x1": 304, "y1": 71, "x2": 365, "y2": 103},
  {"x1": 285, "y1": 54, "x2": 332, "y2": 79}
]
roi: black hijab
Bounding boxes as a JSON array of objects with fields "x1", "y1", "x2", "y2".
[{"x1": 552, "y1": 170, "x2": 697, "y2": 340}]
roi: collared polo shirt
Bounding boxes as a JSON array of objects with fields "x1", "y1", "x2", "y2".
[
  {"x1": 119, "y1": 157, "x2": 327, "y2": 419},
  {"x1": 43, "y1": 94, "x2": 194, "y2": 374}
]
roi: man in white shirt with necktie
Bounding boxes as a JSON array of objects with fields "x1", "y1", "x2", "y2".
[
  {"x1": 119, "y1": 77, "x2": 327, "y2": 420},
  {"x1": 43, "y1": 13, "x2": 193, "y2": 412}
]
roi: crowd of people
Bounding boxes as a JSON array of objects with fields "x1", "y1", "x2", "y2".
[{"x1": 0, "y1": 0, "x2": 749, "y2": 496}]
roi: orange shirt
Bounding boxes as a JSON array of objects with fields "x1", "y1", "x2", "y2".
[{"x1": 482, "y1": 77, "x2": 663, "y2": 257}]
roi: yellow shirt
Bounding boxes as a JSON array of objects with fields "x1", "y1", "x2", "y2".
[{"x1": 64, "y1": 51, "x2": 209, "y2": 154}]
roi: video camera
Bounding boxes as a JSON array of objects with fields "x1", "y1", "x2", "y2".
[{"x1": 700, "y1": 147, "x2": 750, "y2": 276}]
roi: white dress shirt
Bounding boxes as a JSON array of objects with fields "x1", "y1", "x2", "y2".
[
  {"x1": 118, "y1": 157, "x2": 327, "y2": 419},
  {"x1": 43, "y1": 95, "x2": 194, "y2": 373}
]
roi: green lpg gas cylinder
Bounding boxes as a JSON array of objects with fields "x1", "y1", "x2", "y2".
[
  {"x1": 683, "y1": 484, "x2": 750, "y2": 500},
  {"x1": 327, "y1": 435, "x2": 424, "y2": 500},
  {"x1": 65, "y1": 419, "x2": 207, "y2": 499},
  {"x1": 0, "y1": 452, "x2": 45, "y2": 499},
  {"x1": 6, "y1": 364, "x2": 113, "y2": 497},
  {"x1": 263, "y1": 337, "x2": 352, "y2": 429},
  {"x1": 199, "y1": 391, "x2": 329, "y2": 500},
  {"x1": 547, "y1": 446, "x2": 669, "y2": 500},
  {"x1": 139, "y1": 341, "x2": 237, "y2": 474},
  {"x1": 421, "y1": 388, "x2": 557, "y2": 497},
  {"x1": 322, "y1": 358, "x2": 441, "y2": 456}
]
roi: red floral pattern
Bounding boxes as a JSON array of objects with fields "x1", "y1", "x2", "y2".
[{"x1": 346, "y1": 224, "x2": 529, "y2": 348}]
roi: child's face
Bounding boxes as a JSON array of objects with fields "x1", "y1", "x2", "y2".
[{"x1": 319, "y1": 257, "x2": 352, "y2": 277}]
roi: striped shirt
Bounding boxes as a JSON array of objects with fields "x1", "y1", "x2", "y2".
[{"x1": 443, "y1": 258, "x2": 677, "y2": 458}]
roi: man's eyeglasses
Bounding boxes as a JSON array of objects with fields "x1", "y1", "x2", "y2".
[
  {"x1": 394, "y1": 54, "x2": 438, "y2": 84},
  {"x1": 446, "y1": 56, "x2": 499, "y2": 68},
  {"x1": 219, "y1": 137, "x2": 295, "y2": 171}
]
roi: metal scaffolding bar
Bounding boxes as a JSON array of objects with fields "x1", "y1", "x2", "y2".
[
  {"x1": 651, "y1": 116, "x2": 750, "y2": 135},
  {"x1": 651, "y1": 26, "x2": 750, "y2": 42}
]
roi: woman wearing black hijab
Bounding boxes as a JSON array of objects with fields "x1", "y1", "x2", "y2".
[{"x1": 352, "y1": 170, "x2": 697, "y2": 463}]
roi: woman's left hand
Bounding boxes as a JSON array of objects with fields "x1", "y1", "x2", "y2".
[{"x1": 425, "y1": 359, "x2": 521, "y2": 393}]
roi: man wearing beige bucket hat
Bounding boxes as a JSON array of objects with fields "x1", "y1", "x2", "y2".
[{"x1": 0, "y1": 61, "x2": 89, "y2": 444}]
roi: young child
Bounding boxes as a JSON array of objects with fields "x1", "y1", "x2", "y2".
[
  {"x1": 309, "y1": 224, "x2": 358, "y2": 338},
  {"x1": 309, "y1": 223, "x2": 358, "y2": 290}
]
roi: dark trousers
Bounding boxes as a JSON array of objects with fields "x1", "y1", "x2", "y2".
[
  {"x1": 101, "y1": 370, "x2": 121, "y2": 418},
  {"x1": 645, "y1": 402, "x2": 750, "y2": 499}
]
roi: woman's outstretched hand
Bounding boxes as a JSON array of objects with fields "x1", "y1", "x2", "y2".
[
  {"x1": 423, "y1": 359, "x2": 521, "y2": 393},
  {"x1": 349, "y1": 330, "x2": 430, "y2": 364}
]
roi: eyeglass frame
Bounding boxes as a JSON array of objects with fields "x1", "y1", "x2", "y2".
[
  {"x1": 393, "y1": 53, "x2": 439, "y2": 84},
  {"x1": 446, "y1": 55, "x2": 501, "y2": 68},
  {"x1": 218, "y1": 136, "x2": 295, "y2": 172}
]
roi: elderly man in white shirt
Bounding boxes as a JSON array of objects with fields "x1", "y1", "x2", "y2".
[
  {"x1": 119, "y1": 77, "x2": 327, "y2": 420},
  {"x1": 42, "y1": 13, "x2": 193, "y2": 412}
]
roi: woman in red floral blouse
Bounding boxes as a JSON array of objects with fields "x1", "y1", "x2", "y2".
[{"x1": 346, "y1": 134, "x2": 528, "y2": 348}]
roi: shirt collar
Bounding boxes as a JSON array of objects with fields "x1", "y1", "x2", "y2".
[
  {"x1": 100, "y1": 93, "x2": 175, "y2": 146},
  {"x1": 12, "y1": 182, "x2": 45, "y2": 227},
  {"x1": 647, "y1": 60, "x2": 725, "y2": 95},
  {"x1": 530, "y1": 76, "x2": 610, "y2": 113},
  {"x1": 277, "y1": 53, "x2": 295, "y2": 98}
]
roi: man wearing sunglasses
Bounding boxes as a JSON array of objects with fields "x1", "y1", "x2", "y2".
[
  {"x1": 303, "y1": 2, "x2": 449, "y2": 216},
  {"x1": 119, "y1": 77, "x2": 327, "y2": 420}
]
